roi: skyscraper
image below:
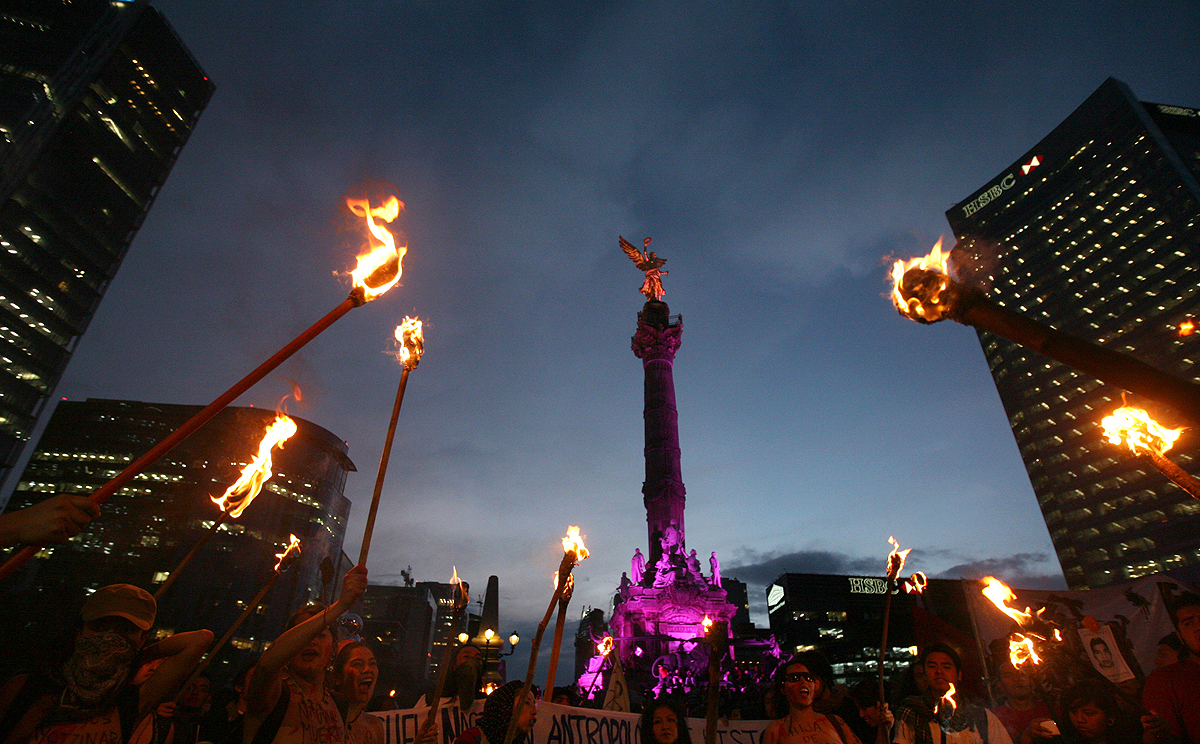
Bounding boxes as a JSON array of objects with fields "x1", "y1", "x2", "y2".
[
  {"x1": 0, "y1": 0, "x2": 213, "y2": 484},
  {"x1": 0, "y1": 398, "x2": 353, "y2": 681},
  {"x1": 946, "y1": 78, "x2": 1200, "y2": 589}
]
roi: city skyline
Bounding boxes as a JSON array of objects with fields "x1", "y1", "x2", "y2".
[{"x1": 4, "y1": 1, "x2": 1200, "y2": 685}]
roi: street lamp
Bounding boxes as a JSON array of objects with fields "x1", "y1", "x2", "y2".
[{"x1": 458, "y1": 628, "x2": 520, "y2": 688}]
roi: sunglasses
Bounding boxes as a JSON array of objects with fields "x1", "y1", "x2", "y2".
[{"x1": 784, "y1": 672, "x2": 818, "y2": 684}]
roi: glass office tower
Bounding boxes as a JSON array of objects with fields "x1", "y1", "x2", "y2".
[
  {"x1": 947, "y1": 78, "x2": 1200, "y2": 589},
  {"x1": 0, "y1": 0, "x2": 213, "y2": 483}
]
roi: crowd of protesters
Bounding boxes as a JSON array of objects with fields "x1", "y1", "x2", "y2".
[{"x1": 1, "y1": 501, "x2": 1199, "y2": 744}]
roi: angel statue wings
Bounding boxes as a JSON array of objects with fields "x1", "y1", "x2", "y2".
[{"x1": 620, "y1": 235, "x2": 668, "y2": 301}]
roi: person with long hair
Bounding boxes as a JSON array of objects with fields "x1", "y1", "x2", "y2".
[
  {"x1": 329, "y1": 642, "x2": 384, "y2": 744},
  {"x1": 764, "y1": 652, "x2": 862, "y2": 744},
  {"x1": 640, "y1": 699, "x2": 691, "y2": 744},
  {"x1": 241, "y1": 564, "x2": 367, "y2": 744}
]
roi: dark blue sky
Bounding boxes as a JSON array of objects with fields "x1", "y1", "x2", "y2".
[{"x1": 51, "y1": 1, "x2": 1200, "y2": 679}]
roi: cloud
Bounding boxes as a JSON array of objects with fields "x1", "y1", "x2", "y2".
[
  {"x1": 933, "y1": 553, "x2": 1069, "y2": 591},
  {"x1": 723, "y1": 548, "x2": 1068, "y2": 625},
  {"x1": 723, "y1": 548, "x2": 880, "y2": 586}
]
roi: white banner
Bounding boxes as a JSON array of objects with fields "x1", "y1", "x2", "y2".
[{"x1": 374, "y1": 701, "x2": 770, "y2": 744}]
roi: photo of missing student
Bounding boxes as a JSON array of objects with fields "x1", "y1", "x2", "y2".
[{"x1": 1079, "y1": 624, "x2": 1135, "y2": 684}]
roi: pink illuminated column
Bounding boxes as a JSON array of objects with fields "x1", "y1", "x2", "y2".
[{"x1": 631, "y1": 300, "x2": 686, "y2": 573}]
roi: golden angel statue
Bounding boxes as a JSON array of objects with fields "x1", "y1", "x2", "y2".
[{"x1": 620, "y1": 235, "x2": 668, "y2": 301}]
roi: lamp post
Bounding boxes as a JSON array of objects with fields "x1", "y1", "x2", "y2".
[{"x1": 459, "y1": 629, "x2": 520, "y2": 693}]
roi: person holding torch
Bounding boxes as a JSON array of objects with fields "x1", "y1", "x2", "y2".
[
  {"x1": 241, "y1": 564, "x2": 367, "y2": 744},
  {"x1": 0, "y1": 585, "x2": 212, "y2": 744},
  {"x1": 894, "y1": 645, "x2": 1011, "y2": 744}
]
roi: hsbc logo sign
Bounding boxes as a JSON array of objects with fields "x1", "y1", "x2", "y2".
[{"x1": 961, "y1": 155, "x2": 1042, "y2": 218}]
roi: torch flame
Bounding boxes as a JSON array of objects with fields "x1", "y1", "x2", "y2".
[
  {"x1": 1181, "y1": 318, "x2": 1196, "y2": 337},
  {"x1": 909, "y1": 572, "x2": 928, "y2": 594},
  {"x1": 395, "y1": 316, "x2": 424, "y2": 369},
  {"x1": 1101, "y1": 406, "x2": 1185, "y2": 457},
  {"x1": 1009, "y1": 634, "x2": 1042, "y2": 668},
  {"x1": 981, "y1": 576, "x2": 1035, "y2": 626},
  {"x1": 886, "y1": 536, "x2": 912, "y2": 579},
  {"x1": 597, "y1": 636, "x2": 614, "y2": 656},
  {"x1": 551, "y1": 571, "x2": 575, "y2": 594},
  {"x1": 450, "y1": 566, "x2": 467, "y2": 606},
  {"x1": 562, "y1": 526, "x2": 589, "y2": 561},
  {"x1": 211, "y1": 415, "x2": 298, "y2": 518},
  {"x1": 702, "y1": 615, "x2": 713, "y2": 630},
  {"x1": 891, "y1": 238, "x2": 954, "y2": 323},
  {"x1": 347, "y1": 195, "x2": 406, "y2": 302},
  {"x1": 940, "y1": 682, "x2": 957, "y2": 716},
  {"x1": 274, "y1": 534, "x2": 302, "y2": 572}
]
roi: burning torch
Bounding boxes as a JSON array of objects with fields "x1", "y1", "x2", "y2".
[
  {"x1": 359, "y1": 316, "x2": 425, "y2": 567},
  {"x1": 0, "y1": 195, "x2": 407, "y2": 581},
  {"x1": 543, "y1": 570, "x2": 575, "y2": 697},
  {"x1": 704, "y1": 616, "x2": 728, "y2": 744},
  {"x1": 877, "y1": 537, "x2": 922, "y2": 743},
  {"x1": 1101, "y1": 405, "x2": 1198, "y2": 501},
  {"x1": 503, "y1": 527, "x2": 588, "y2": 744},
  {"x1": 420, "y1": 567, "x2": 468, "y2": 740},
  {"x1": 585, "y1": 635, "x2": 614, "y2": 701},
  {"x1": 890, "y1": 239, "x2": 1200, "y2": 425},
  {"x1": 154, "y1": 414, "x2": 297, "y2": 600},
  {"x1": 176, "y1": 534, "x2": 303, "y2": 696},
  {"x1": 979, "y1": 576, "x2": 1149, "y2": 715}
]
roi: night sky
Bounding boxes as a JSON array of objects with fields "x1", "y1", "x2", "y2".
[{"x1": 42, "y1": 1, "x2": 1200, "y2": 681}]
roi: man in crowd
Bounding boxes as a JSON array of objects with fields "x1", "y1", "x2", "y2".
[
  {"x1": 170, "y1": 675, "x2": 213, "y2": 744},
  {"x1": 989, "y1": 661, "x2": 1052, "y2": 744},
  {"x1": 1143, "y1": 592, "x2": 1200, "y2": 744},
  {"x1": 0, "y1": 584, "x2": 212, "y2": 744},
  {"x1": 894, "y1": 644, "x2": 1012, "y2": 744}
]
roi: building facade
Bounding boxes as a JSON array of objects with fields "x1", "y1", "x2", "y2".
[
  {"x1": 0, "y1": 0, "x2": 213, "y2": 485},
  {"x1": 766, "y1": 573, "x2": 981, "y2": 691},
  {"x1": 0, "y1": 398, "x2": 353, "y2": 682},
  {"x1": 946, "y1": 78, "x2": 1200, "y2": 589}
]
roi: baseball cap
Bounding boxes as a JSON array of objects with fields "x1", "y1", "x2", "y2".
[{"x1": 82, "y1": 584, "x2": 156, "y2": 631}]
